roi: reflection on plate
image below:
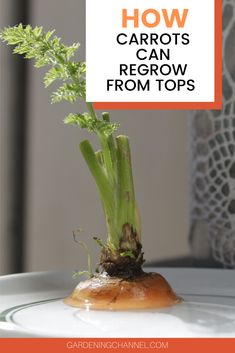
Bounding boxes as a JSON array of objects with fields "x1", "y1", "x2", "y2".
[{"x1": 0, "y1": 268, "x2": 235, "y2": 337}]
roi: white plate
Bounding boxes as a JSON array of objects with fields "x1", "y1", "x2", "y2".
[{"x1": 0, "y1": 268, "x2": 235, "y2": 337}]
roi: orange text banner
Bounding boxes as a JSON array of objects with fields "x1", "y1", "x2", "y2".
[{"x1": 0, "y1": 338, "x2": 235, "y2": 353}]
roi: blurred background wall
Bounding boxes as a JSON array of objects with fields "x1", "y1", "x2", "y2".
[
  {"x1": 0, "y1": 0, "x2": 29, "y2": 274},
  {"x1": 0, "y1": 0, "x2": 190, "y2": 275}
]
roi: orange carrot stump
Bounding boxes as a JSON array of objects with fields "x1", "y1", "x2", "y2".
[{"x1": 64, "y1": 272, "x2": 181, "y2": 311}]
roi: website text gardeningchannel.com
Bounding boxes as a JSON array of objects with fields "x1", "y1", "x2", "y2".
[{"x1": 66, "y1": 340, "x2": 169, "y2": 350}]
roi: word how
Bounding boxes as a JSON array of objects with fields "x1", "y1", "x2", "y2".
[{"x1": 122, "y1": 8, "x2": 189, "y2": 28}]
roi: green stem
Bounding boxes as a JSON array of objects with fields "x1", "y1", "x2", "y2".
[
  {"x1": 96, "y1": 112, "x2": 117, "y2": 182},
  {"x1": 86, "y1": 102, "x2": 97, "y2": 121},
  {"x1": 80, "y1": 140, "x2": 112, "y2": 212},
  {"x1": 102, "y1": 112, "x2": 117, "y2": 179},
  {"x1": 82, "y1": 107, "x2": 139, "y2": 248},
  {"x1": 116, "y1": 135, "x2": 136, "y2": 234},
  {"x1": 86, "y1": 106, "x2": 114, "y2": 182},
  {"x1": 98, "y1": 133, "x2": 114, "y2": 180},
  {"x1": 80, "y1": 140, "x2": 119, "y2": 248},
  {"x1": 95, "y1": 150, "x2": 104, "y2": 167}
]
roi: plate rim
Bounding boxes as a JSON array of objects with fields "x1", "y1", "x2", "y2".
[{"x1": 0, "y1": 268, "x2": 235, "y2": 338}]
